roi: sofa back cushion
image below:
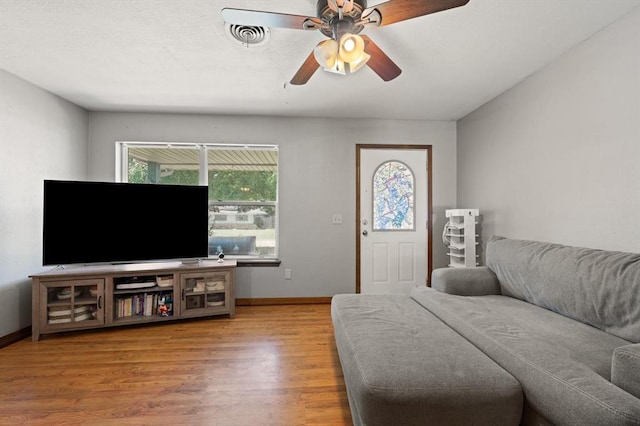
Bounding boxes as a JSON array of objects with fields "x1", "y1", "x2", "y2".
[{"x1": 486, "y1": 236, "x2": 640, "y2": 343}]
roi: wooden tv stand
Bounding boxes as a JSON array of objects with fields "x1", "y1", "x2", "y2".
[{"x1": 30, "y1": 260, "x2": 236, "y2": 341}]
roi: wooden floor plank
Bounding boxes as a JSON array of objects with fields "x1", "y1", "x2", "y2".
[{"x1": 0, "y1": 304, "x2": 352, "y2": 425}]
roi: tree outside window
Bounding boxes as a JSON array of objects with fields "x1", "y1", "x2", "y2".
[{"x1": 121, "y1": 143, "x2": 278, "y2": 258}]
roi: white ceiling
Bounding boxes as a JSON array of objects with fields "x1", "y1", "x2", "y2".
[{"x1": 1, "y1": 0, "x2": 638, "y2": 121}]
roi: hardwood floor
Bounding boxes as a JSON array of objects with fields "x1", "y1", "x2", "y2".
[{"x1": 0, "y1": 304, "x2": 352, "y2": 425}]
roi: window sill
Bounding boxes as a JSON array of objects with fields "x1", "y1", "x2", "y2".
[{"x1": 236, "y1": 259, "x2": 282, "y2": 267}]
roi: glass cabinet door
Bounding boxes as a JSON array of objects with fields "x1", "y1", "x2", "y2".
[
  {"x1": 40, "y1": 279, "x2": 105, "y2": 330},
  {"x1": 180, "y1": 271, "x2": 230, "y2": 316}
]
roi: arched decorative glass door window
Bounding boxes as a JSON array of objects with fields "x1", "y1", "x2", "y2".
[{"x1": 372, "y1": 160, "x2": 415, "y2": 230}]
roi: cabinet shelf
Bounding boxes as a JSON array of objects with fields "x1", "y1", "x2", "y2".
[
  {"x1": 31, "y1": 260, "x2": 236, "y2": 341},
  {"x1": 113, "y1": 315, "x2": 175, "y2": 325},
  {"x1": 46, "y1": 298, "x2": 97, "y2": 307},
  {"x1": 113, "y1": 286, "x2": 169, "y2": 295},
  {"x1": 185, "y1": 290, "x2": 226, "y2": 295}
]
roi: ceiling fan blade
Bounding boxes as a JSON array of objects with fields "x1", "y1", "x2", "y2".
[
  {"x1": 362, "y1": 0, "x2": 470, "y2": 27},
  {"x1": 290, "y1": 50, "x2": 320, "y2": 85},
  {"x1": 222, "y1": 8, "x2": 322, "y2": 30},
  {"x1": 361, "y1": 36, "x2": 402, "y2": 82}
]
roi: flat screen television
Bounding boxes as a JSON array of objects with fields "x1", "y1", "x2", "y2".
[{"x1": 43, "y1": 180, "x2": 209, "y2": 266}]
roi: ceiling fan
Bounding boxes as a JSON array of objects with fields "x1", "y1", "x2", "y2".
[{"x1": 221, "y1": 0, "x2": 470, "y2": 85}]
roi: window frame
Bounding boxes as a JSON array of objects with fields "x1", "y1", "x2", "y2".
[{"x1": 116, "y1": 141, "x2": 279, "y2": 263}]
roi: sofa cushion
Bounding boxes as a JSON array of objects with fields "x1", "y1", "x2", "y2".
[
  {"x1": 331, "y1": 294, "x2": 523, "y2": 426},
  {"x1": 431, "y1": 266, "x2": 501, "y2": 296},
  {"x1": 411, "y1": 287, "x2": 640, "y2": 426},
  {"x1": 612, "y1": 344, "x2": 640, "y2": 399},
  {"x1": 486, "y1": 237, "x2": 640, "y2": 343}
]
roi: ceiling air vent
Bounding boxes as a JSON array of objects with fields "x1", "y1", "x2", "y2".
[{"x1": 226, "y1": 23, "x2": 271, "y2": 47}]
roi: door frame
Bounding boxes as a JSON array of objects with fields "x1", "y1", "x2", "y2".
[{"x1": 355, "y1": 144, "x2": 433, "y2": 293}]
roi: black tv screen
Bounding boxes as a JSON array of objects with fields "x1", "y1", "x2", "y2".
[{"x1": 43, "y1": 180, "x2": 209, "y2": 266}]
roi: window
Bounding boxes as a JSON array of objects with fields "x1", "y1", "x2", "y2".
[
  {"x1": 117, "y1": 142, "x2": 279, "y2": 259},
  {"x1": 372, "y1": 160, "x2": 415, "y2": 231}
]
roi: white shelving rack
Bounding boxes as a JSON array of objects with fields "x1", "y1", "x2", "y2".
[{"x1": 444, "y1": 209, "x2": 480, "y2": 268}]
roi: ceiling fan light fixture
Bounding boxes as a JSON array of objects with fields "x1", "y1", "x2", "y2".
[
  {"x1": 324, "y1": 59, "x2": 346, "y2": 75},
  {"x1": 347, "y1": 51, "x2": 370, "y2": 73},
  {"x1": 338, "y1": 33, "x2": 365, "y2": 63},
  {"x1": 313, "y1": 39, "x2": 339, "y2": 68},
  {"x1": 314, "y1": 34, "x2": 369, "y2": 76}
]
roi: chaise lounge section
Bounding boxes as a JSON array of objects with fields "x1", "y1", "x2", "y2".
[
  {"x1": 332, "y1": 237, "x2": 640, "y2": 425},
  {"x1": 331, "y1": 293, "x2": 523, "y2": 426}
]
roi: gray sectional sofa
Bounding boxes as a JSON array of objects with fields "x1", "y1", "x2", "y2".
[{"x1": 332, "y1": 236, "x2": 640, "y2": 425}]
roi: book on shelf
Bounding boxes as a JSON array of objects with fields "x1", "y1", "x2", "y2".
[
  {"x1": 115, "y1": 291, "x2": 173, "y2": 319},
  {"x1": 144, "y1": 294, "x2": 153, "y2": 316}
]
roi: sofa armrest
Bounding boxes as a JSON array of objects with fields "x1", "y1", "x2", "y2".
[
  {"x1": 612, "y1": 343, "x2": 640, "y2": 399},
  {"x1": 431, "y1": 267, "x2": 501, "y2": 296}
]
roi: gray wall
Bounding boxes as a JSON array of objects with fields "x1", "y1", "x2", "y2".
[
  {"x1": 88, "y1": 113, "x2": 457, "y2": 299},
  {"x1": 0, "y1": 69, "x2": 88, "y2": 337},
  {"x1": 457, "y1": 7, "x2": 640, "y2": 254},
  {"x1": 0, "y1": 72, "x2": 456, "y2": 339}
]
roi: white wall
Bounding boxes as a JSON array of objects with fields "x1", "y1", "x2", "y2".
[
  {"x1": 88, "y1": 113, "x2": 457, "y2": 299},
  {"x1": 0, "y1": 69, "x2": 88, "y2": 337},
  {"x1": 457, "y1": 7, "x2": 640, "y2": 254}
]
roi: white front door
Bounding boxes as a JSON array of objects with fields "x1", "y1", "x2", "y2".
[{"x1": 358, "y1": 146, "x2": 430, "y2": 294}]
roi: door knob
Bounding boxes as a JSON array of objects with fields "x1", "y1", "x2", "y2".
[{"x1": 362, "y1": 230, "x2": 368, "y2": 236}]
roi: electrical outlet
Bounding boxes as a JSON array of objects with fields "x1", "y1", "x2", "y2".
[
  {"x1": 332, "y1": 214, "x2": 343, "y2": 225},
  {"x1": 284, "y1": 268, "x2": 292, "y2": 280}
]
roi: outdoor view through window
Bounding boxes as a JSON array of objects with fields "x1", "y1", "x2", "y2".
[{"x1": 121, "y1": 143, "x2": 278, "y2": 259}]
